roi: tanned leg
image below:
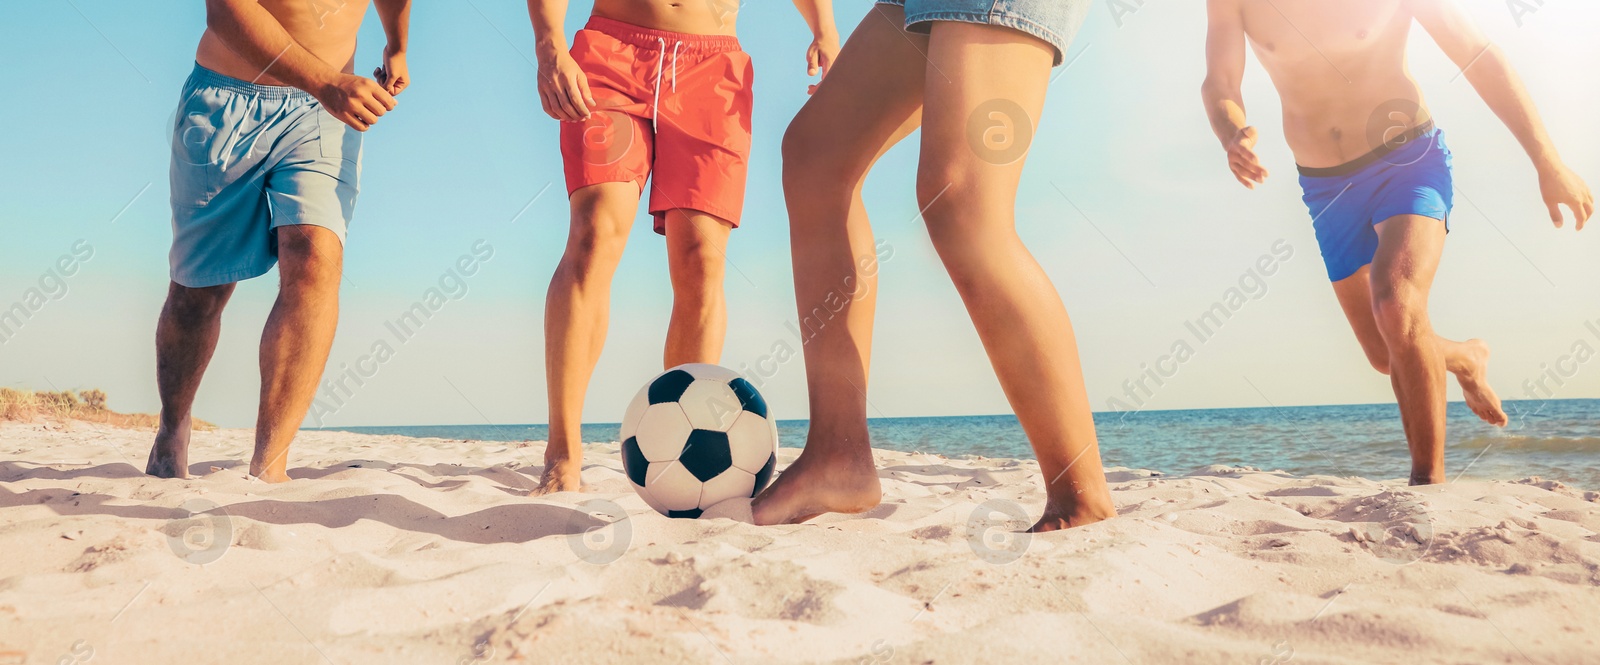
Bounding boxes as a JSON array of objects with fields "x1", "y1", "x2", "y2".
[
  {"x1": 147, "y1": 281, "x2": 237, "y2": 478},
  {"x1": 1367, "y1": 215, "x2": 1453, "y2": 485},
  {"x1": 914, "y1": 22, "x2": 1114, "y2": 531},
  {"x1": 250, "y1": 224, "x2": 344, "y2": 483},
  {"x1": 537, "y1": 182, "x2": 640, "y2": 495},
  {"x1": 1332, "y1": 265, "x2": 1506, "y2": 426},
  {"x1": 751, "y1": 5, "x2": 926, "y2": 526},
  {"x1": 663, "y1": 209, "x2": 733, "y2": 367}
]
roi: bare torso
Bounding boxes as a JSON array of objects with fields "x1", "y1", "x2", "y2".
[
  {"x1": 1240, "y1": 0, "x2": 1431, "y2": 168},
  {"x1": 592, "y1": 0, "x2": 738, "y2": 36},
  {"x1": 195, "y1": 0, "x2": 372, "y2": 85}
]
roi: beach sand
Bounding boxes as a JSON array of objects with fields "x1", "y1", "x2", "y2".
[{"x1": 1, "y1": 420, "x2": 1597, "y2": 664}]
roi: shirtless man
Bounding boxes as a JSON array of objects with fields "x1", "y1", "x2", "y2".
[
  {"x1": 527, "y1": 0, "x2": 837, "y2": 493},
  {"x1": 1203, "y1": 0, "x2": 1593, "y2": 484},
  {"x1": 146, "y1": 0, "x2": 412, "y2": 481}
]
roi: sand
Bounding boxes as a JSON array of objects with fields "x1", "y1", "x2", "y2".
[{"x1": 0, "y1": 420, "x2": 1597, "y2": 664}]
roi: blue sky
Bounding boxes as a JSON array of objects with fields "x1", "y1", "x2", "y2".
[{"x1": 1, "y1": 0, "x2": 1596, "y2": 429}]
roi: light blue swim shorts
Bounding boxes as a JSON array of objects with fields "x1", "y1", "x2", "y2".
[
  {"x1": 168, "y1": 64, "x2": 362, "y2": 288},
  {"x1": 875, "y1": 0, "x2": 1092, "y2": 66}
]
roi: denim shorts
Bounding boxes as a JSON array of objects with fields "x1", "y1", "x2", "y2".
[{"x1": 875, "y1": 0, "x2": 1091, "y2": 66}]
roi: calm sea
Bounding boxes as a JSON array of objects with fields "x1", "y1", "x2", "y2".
[{"x1": 320, "y1": 399, "x2": 1600, "y2": 490}]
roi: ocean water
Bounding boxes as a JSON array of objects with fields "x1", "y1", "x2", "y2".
[{"x1": 322, "y1": 399, "x2": 1600, "y2": 490}]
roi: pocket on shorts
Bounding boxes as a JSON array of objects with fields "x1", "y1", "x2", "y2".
[
  {"x1": 317, "y1": 107, "x2": 363, "y2": 164},
  {"x1": 169, "y1": 86, "x2": 232, "y2": 208}
]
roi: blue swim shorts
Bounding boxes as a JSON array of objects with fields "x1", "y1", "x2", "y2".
[
  {"x1": 874, "y1": 0, "x2": 1092, "y2": 66},
  {"x1": 1298, "y1": 122, "x2": 1453, "y2": 283},
  {"x1": 168, "y1": 64, "x2": 362, "y2": 288}
]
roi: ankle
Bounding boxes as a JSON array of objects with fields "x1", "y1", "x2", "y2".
[
  {"x1": 1409, "y1": 468, "x2": 1446, "y2": 485},
  {"x1": 157, "y1": 412, "x2": 191, "y2": 436},
  {"x1": 544, "y1": 447, "x2": 583, "y2": 468}
]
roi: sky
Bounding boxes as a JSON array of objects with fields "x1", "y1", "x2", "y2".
[{"x1": 0, "y1": 0, "x2": 1597, "y2": 430}]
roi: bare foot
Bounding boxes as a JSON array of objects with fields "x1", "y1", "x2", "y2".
[
  {"x1": 1028, "y1": 500, "x2": 1116, "y2": 533},
  {"x1": 751, "y1": 448, "x2": 881, "y2": 526},
  {"x1": 146, "y1": 420, "x2": 191, "y2": 479},
  {"x1": 249, "y1": 449, "x2": 293, "y2": 483},
  {"x1": 1453, "y1": 339, "x2": 1507, "y2": 427},
  {"x1": 530, "y1": 456, "x2": 583, "y2": 496},
  {"x1": 250, "y1": 468, "x2": 293, "y2": 484}
]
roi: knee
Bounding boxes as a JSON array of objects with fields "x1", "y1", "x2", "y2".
[
  {"x1": 670, "y1": 244, "x2": 726, "y2": 304},
  {"x1": 1366, "y1": 352, "x2": 1392, "y2": 376},
  {"x1": 915, "y1": 153, "x2": 991, "y2": 248},
  {"x1": 275, "y1": 228, "x2": 344, "y2": 288},
  {"x1": 166, "y1": 283, "x2": 232, "y2": 323},
  {"x1": 562, "y1": 218, "x2": 629, "y2": 276},
  {"x1": 781, "y1": 113, "x2": 865, "y2": 200},
  {"x1": 1370, "y1": 282, "x2": 1427, "y2": 341}
]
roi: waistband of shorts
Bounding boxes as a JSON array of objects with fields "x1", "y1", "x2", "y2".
[
  {"x1": 186, "y1": 63, "x2": 316, "y2": 102},
  {"x1": 1296, "y1": 120, "x2": 1437, "y2": 178},
  {"x1": 582, "y1": 16, "x2": 742, "y2": 54}
]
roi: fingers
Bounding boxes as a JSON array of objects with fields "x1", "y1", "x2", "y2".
[
  {"x1": 1581, "y1": 199, "x2": 1593, "y2": 231},
  {"x1": 1547, "y1": 201, "x2": 1564, "y2": 229},
  {"x1": 1231, "y1": 165, "x2": 1256, "y2": 189},
  {"x1": 565, "y1": 75, "x2": 592, "y2": 118},
  {"x1": 807, "y1": 45, "x2": 820, "y2": 77},
  {"x1": 1229, "y1": 151, "x2": 1268, "y2": 184},
  {"x1": 537, "y1": 87, "x2": 562, "y2": 121},
  {"x1": 576, "y1": 75, "x2": 596, "y2": 110},
  {"x1": 371, "y1": 86, "x2": 397, "y2": 112},
  {"x1": 553, "y1": 86, "x2": 584, "y2": 121},
  {"x1": 339, "y1": 111, "x2": 370, "y2": 132}
]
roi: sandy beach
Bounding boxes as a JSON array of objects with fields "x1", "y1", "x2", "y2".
[{"x1": 1, "y1": 420, "x2": 1597, "y2": 664}]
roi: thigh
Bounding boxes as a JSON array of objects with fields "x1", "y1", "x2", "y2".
[
  {"x1": 917, "y1": 20, "x2": 1056, "y2": 221},
  {"x1": 788, "y1": 4, "x2": 930, "y2": 177},
  {"x1": 268, "y1": 104, "x2": 362, "y2": 247},
  {"x1": 1371, "y1": 214, "x2": 1447, "y2": 297}
]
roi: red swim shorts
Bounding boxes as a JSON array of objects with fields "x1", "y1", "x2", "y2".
[{"x1": 560, "y1": 17, "x2": 754, "y2": 234}]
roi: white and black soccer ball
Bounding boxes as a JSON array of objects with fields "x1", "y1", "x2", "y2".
[{"x1": 620, "y1": 363, "x2": 778, "y2": 518}]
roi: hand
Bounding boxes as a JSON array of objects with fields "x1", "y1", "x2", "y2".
[
  {"x1": 805, "y1": 32, "x2": 839, "y2": 95},
  {"x1": 374, "y1": 48, "x2": 410, "y2": 96},
  {"x1": 537, "y1": 50, "x2": 594, "y2": 122},
  {"x1": 1227, "y1": 126, "x2": 1268, "y2": 189},
  {"x1": 1537, "y1": 162, "x2": 1594, "y2": 230},
  {"x1": 315, "y1": 74, "x2": 397, "y2": 132}
]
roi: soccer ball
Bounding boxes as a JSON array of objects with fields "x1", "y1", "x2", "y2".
[{"x1": 620, "y1": 363, "x2": 778, "y2": 518}]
